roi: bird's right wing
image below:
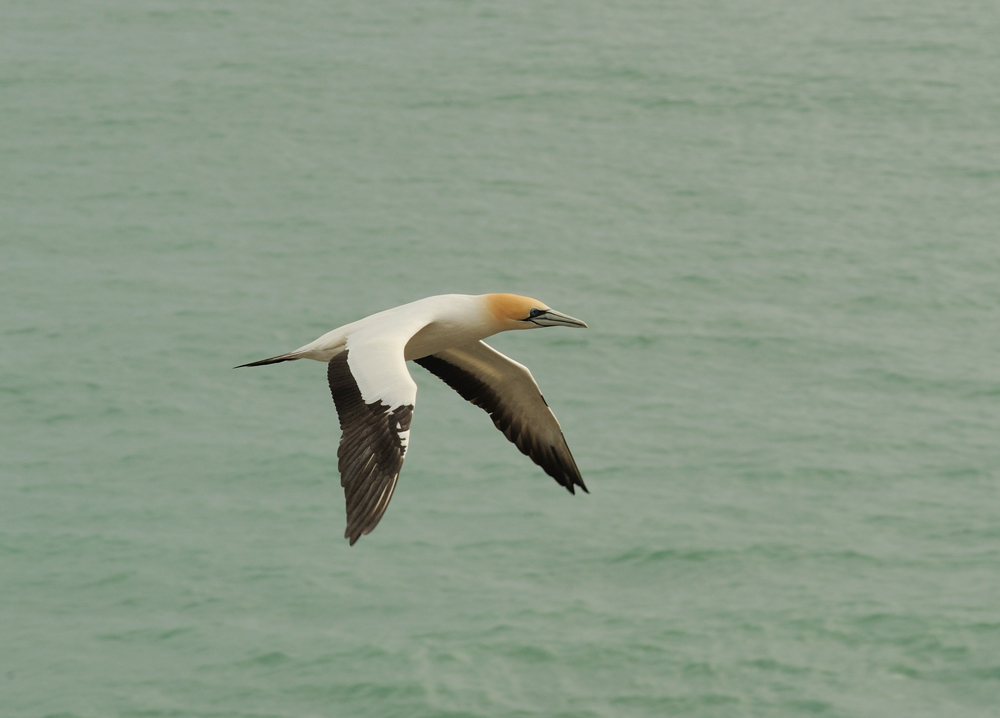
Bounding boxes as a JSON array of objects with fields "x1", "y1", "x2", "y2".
[
  {"x1": 329, "y1": 332, "x2": 418, "y2": 545},
  {"x1": 414, "y1": 341, "x2": 586, "y2": 494}
]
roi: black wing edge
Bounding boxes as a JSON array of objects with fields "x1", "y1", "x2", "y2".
[
  {"x1": 328, "y1": 352, "x2": 414, "y2": 545},
  {"x1": 414, "y1": 354, "x2": 587, "y2": 495}
]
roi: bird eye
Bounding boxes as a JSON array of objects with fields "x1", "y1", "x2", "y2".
[{"x1": 529, "y1": 308, "x2": 543, "y2": 318}]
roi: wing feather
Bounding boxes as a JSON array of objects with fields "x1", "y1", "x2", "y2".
[
  {"x1": 414, "y1": 341, "x2": 586, "y2": 494},
  {"x1": 328, "y1": 349, "x2": 415, "y2": 545}
]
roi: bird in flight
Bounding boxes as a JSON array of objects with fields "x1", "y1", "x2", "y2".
[{"x1": 238, "y1": 293, "x2": 588, "y2": 545}]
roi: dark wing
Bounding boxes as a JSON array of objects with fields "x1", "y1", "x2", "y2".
[
  {"x1": 327, "y1": 349, "x2": 415, "y2": 545},
  {"x1": 414, "y1": 341, "x2": 586, "y2": 494}
]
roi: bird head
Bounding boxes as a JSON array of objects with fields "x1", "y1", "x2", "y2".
[{"x1": 485, "y1": 294, "x2": 588, "y2": 331}]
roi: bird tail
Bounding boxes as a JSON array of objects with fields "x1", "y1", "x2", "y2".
[{"x1": 234, "y1": 352, "x2": 302, "y2": 368}]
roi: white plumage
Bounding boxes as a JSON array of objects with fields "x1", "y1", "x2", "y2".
[{"x1": 238, "y1": 293, "x2": 588, "y2": 545}]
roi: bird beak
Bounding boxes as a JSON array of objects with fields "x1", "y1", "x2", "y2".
[{"x1": 531, "y1": 309, "x2": 588, "y2": 328}]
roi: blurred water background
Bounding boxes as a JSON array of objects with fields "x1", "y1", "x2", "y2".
[{"x1": 3, "y1": 1, "x2": 999, "y2": 716}]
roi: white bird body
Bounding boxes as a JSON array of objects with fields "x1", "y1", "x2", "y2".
[
  {"x1": 239, "y1": 293, "x2": 588, "y2": 545},
  {"x1": 284, "y1": 294, "x2": 523, "y2": 363}
]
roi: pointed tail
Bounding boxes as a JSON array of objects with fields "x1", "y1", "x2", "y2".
[{"x1": 234, "y1": 353, "x2": 302, "y2": 368}]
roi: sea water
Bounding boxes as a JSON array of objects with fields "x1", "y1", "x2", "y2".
[{"x1": 3, "y1": 1, "x2": 999, "y2": 716}]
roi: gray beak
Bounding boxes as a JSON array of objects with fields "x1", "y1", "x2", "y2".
[{"x1": 531, "y1": 309, "x2": 588, "y2": 328}]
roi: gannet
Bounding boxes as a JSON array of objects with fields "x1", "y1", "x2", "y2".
[{"x1": 238, "y1": 293, "x2": 589, "y2": 545}]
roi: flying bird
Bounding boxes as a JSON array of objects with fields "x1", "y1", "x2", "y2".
[{"x1": 237, "y1": 293, "x2": 588, "y2": 545}]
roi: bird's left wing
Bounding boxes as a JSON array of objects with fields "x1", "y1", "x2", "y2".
[
  {"x1": 414, "y1": 340, "x2": 587, "y2": 494},
  {"x1": 328, "y1": 333, "x2": 418, "y2": 545}
]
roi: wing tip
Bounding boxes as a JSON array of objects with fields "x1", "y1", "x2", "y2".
[{"x1": 562, "y1": 475, "x2": 589, "y2": 495}]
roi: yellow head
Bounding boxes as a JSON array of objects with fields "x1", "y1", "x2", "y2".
[{"x1": 483, "y1": 293, "x2": 588, "y2": 331}]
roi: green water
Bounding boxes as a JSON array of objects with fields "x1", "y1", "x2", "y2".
[{"x1": 4, "y1": 1, "x2": 999, "y2": 716}]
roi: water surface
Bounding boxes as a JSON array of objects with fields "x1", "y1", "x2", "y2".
[{"x1": 3, "y1": 1, "x2": 999, "y2": 716}]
